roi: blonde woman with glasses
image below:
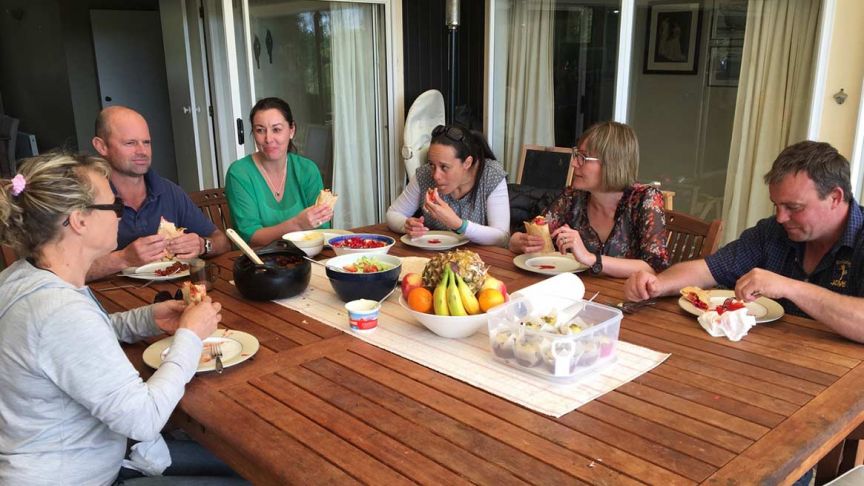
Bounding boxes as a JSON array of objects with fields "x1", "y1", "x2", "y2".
[
  {"x1": 509, "y1": 121, "x2": 669, "y2": 277},
  {"x1": 0, "y1": 154, "x2": 246, "y2": 485}
]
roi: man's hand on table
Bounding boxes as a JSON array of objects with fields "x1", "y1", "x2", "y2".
[
  {"x1": 624, "y1": 270, "x2": 663, "y2": 301},
  {"x1": 734, "y1": 268, "x2": 797, "y2": 303}
]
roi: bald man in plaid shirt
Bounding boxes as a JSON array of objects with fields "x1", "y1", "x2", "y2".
[{"x1": 625, "y1": 141, "x2": 864, "y2": 342}]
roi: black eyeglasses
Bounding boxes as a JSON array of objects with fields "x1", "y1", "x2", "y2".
[
  {"x1": 62, "y1": 197, "x2": 124, "y2": 226},
  {"x1": 432, "y1": 125, "x2": 467, "y2": 144}
]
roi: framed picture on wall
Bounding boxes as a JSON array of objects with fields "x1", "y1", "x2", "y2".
[
  {"x1": 711, "y1": 0, "x2": 747, "y2": 40},
  {"x1": 644, "y1": 3, "x2": 702, "y2": 74},
  {"x1": 708, "y1": 45, "x2": 742, "y2": 87}
]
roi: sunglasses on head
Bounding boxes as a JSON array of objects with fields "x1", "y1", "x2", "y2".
[
  {"x1": 432, "y1": 125, "x2": 467, "y2": 144},
  {"x1": 62, "y1": 196, "x2": 124, "y2": 227}
]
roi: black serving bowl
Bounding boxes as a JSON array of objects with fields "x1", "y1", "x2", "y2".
[
  {"x1": 325, "y1": 253, "x2": 402, "y2": 302},
  {"x1": 233, "y1": 240, "x2": 311, "y2": 301}
]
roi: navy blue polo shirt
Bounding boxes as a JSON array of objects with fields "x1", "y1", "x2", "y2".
[
  {"x1": 112, "y1": 170, "x2": 216, "y2": 249},
  {"x1": 706, "y1": 200, "x2": 864, "y2": 317}
]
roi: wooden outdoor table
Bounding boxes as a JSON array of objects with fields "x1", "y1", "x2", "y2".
[{"x1": 91, "y1": 223, "x2": 864, "y2": 485}]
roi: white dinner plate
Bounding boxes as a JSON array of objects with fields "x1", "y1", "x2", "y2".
[
  {"x1": 513, "y1": 253, "x2": 588, "y2": 276},
  {"x1": 310, "y1": 228, "x2": 353, "y2": 247},
  {"x1": 400, "y1": 231, "x2": 469, "y2": 250},
  {"x1": 143, "y1": 329, "x2": 259, "y2": 373},
  {"x1": 120, "y1": 260, "x2": 190, "y2": 281},
  {"x1": 678, "y1": 289, "x2": 785, "y2": 323}
]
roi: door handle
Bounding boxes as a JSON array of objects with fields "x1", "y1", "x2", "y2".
[{"x1": 236, "y1": 118, "x2": 244, "y2": 145}]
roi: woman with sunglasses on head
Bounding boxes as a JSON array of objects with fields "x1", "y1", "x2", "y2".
[
  {"x1": 509, "y1": 121, "x2": 669, "y2": 278},
  {"x1": 387, "y1": 124, "x2": 510, "y2": 246},
  {"x1": 226, "y1": 97, "x2": 333, "y2": 246},
  {"x1": 0, "y1": 154, "x2": 243, "y2": 484}
]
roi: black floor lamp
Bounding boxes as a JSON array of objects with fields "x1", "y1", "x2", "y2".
[{"x1": 445, "y1": 0, "x2": 459, "y2": 124}]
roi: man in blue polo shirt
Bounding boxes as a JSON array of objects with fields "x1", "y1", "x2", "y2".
[
  {"x1": 87, "y1": 106, "x2": 230, "y2": 280},
  {"x1": 625, "y1": 141, "x2": 864, "y2": 342}
]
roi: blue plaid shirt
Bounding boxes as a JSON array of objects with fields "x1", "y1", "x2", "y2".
[{"x1": 705, "y1": 200, "x2": 864, "y2": 317}]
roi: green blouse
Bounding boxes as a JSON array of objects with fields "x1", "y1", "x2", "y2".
[{"x1": 225, "y1": 153, "x2": 328, "y2": 243}]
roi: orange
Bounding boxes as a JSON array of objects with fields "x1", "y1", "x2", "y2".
[
  {"x1": 478, "y1": 289, "x2": 505, "y2": 312},
  {"x1": 407, "y1": 287, "x2": 434, "y2": 314}
]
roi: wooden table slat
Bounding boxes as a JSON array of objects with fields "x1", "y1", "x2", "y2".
[
  {"x1": 596, "y1": 392, "x2": 753, "y2": 453},
  {"x1": 622, "y1": 328, "x2": 829, "y2": 395},
  {"x1": 284, "y1": 361, "x2": 552, "y2": 485},
  {"x1": 663, "y1": 355, "x2": 815, "y2": 406},
  {"x1": 327, "y1": 347, "x2": 687, "y2": 485}
]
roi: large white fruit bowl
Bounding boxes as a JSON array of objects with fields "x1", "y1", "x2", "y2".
[{"x1": 398, "y1": 295, "x2": 488, "y2": 339}]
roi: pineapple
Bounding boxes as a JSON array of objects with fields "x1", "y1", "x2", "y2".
[{"x1": 422, "y1": 249, "x2": 488, "y2": 294}]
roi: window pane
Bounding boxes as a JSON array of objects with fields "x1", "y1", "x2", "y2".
[
  {"x1": 247, "y1": 0, "x2": 388, "y2": 227},
  {"x1": 491, "y1": 0, "x2": 621, "y2": 178}
]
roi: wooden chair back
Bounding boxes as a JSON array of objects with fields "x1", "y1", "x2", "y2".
[
  {"x1": 660, "y1": 190, "x2": 675, "y2": 210},
  {"x1": 189, "y1": 188, "x2": 233, "y2": 233},
  {"x1": 664, "y1": 209, "x2": 722, "y2": 264},
  {"x1": 1, "y1": 245, "x2": 18, "y2": 270}
]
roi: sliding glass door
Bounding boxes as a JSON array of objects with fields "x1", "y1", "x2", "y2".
[
  {"x1": 210, "y1": 0, "x2": 395, "y2": 228},
  {"x1": 487, "y1": 0, "x2": 624, "y2": 178}
]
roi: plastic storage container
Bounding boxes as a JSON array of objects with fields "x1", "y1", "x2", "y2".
[{"x1": 486, "y1": 295, "x2": 622, "y2": 381}]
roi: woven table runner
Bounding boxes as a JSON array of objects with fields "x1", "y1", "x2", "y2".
[{"x1": 269, "y1": 265, "x2": 670, "y2": 417}]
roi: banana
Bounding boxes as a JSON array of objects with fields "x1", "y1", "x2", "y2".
[
  {"x1": 455, "y1": 271, "x2": 481, "y2": 314},
  {"x1": 445, "y1": 267, "x2": 468, "y2": 316},
  {"x1": 433, "y1": 269, "x2": 449, "y2": 316}
]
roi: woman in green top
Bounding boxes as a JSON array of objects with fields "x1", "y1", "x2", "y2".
[{"x1": 226, "y1": 97, "x2": 334, "y2": 245}]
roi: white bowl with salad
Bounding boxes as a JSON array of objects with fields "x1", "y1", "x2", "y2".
[{"x1": 324, "y1": 254, "x2": 402, "y2": 302}]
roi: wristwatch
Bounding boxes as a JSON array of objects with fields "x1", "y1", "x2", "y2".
[
  {"x1": 590, "y1": 249, "x2": 603, "y2": 274},
  {"x1": 202, "y1": 237, "x2": 213, "y2": 256}
]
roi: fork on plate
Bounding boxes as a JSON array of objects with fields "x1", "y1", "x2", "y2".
[{"x1": 210, "y1": 342, "x2": 224, "y2": 374}]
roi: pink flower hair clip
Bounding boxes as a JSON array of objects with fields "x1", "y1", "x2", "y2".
[{"x1": 10, "y1": 174, "x2": 26, "y2": 196}]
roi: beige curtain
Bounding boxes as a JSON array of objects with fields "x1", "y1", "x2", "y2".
[
  {"x1": 721, "y1": 0, "x2": 821, "y2": 243},
  {"x1": 503, "y1": 0, "x2": 556, "y2": 177},
  {"x1": 330, "y1": 4, "x2": 379, "y2": 228}
]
